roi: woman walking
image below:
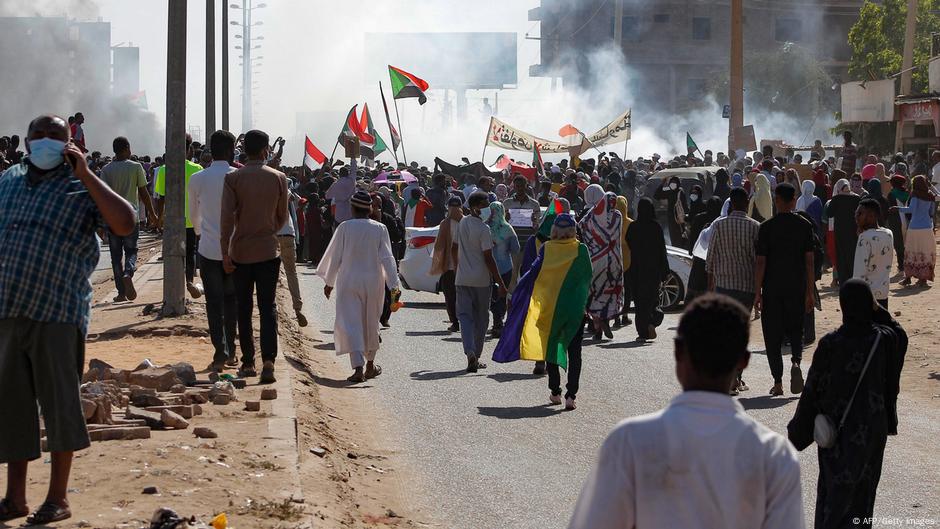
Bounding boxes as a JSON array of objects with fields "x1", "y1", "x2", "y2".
[
  {"x1": 826, "y1": 178, "x2": 861, "y2": 286},
  {"x1": 579, "y1": 188, "x2": 624, "y2": 341},
  {"x1": 626, "y1": 198, "x2": 669, "y2": 341},
  {"x1": 613, "y1": 195, "x2": 633, "y2": 328},
  {"x1": 485, "y1": 202, "x2": 520, "y2": 337},
  {"x1": 886, "y1": 175, "x2": 909, "y2": 272},
  {"x1": 893, "y1": 175, "x2": 936, "y2": 286},
  {"x1": 788, "y1": 279, "x2": 906, "y2": 529},
  {"x1": 748, "y1": 172, "x2": 773, "y2": 222}
]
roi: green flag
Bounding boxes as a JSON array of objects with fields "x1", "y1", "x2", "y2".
[{"x1": 686, "y1": 132, "x2": 700, "y2": 156}]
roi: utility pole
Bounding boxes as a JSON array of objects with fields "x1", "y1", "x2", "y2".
[
  {"x1": 728, "y1": 0, "x2": 744, "y2": 156},
  {"x1": 613, "y1": 0, "x2": 623, "y2": 43},
  {"x1": 896, "y1": 0, "x2": 918, "y2": 151},
  {"x1": 206, "y1": 0, "x2": 216, "y2": 135},
  {"x1": 221, "y1": 0, "x2": 229, "y2": 130},
  {"x1": 164, "y1": 0, "x2": 187, "y2": 316}
]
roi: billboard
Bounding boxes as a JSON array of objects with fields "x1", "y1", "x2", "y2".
[
  {"x1": 364, "y1": 32, "x2": 517, "y2": 89},
  {"x1": 841, "y1": 79, "x2": 896, "y2": 123}
]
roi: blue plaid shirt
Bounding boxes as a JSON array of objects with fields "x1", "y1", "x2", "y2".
[{"x1": 0, "y1": 161, "x2": 103, "y2": 335}]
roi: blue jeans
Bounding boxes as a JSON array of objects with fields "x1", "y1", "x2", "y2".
[
  {"x1": 109, "y1": 226, "x2": 139, "y2": 297},
  {"x1": 457, "y1": 285, "x2": 491, "y2": 358}
]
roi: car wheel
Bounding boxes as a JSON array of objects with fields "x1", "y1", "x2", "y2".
[{"x1": 659, "y1": 270, "x2": 684, "y2": 311}]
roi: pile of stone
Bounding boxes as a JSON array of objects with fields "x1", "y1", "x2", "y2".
[{"x1": 39, "y1": 358, "x2": 264, "y2": 450}]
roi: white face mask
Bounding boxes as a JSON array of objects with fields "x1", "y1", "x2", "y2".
[
  {"x1": 690, "y1": 194, "x2": 699, "y2": 202},
  {"x1": 478, "y1": 206, "x2": 491, "y2": 220},
  {"x1": 670, "y1": 183, "x2": 678, "y2": 190}
]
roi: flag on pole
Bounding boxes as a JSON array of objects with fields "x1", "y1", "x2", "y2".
[
  {"x1": 532, "y1": 143, "x2": 544, "y2": 176},
  {"x1": 340, "y1": 104, "x2": 374, "y2": 145},
  {"x1": 686, "y1": 132, "x2": 701, "y2": 157},
  {"x1": 358, "y1": 103, "x2": 387, "y2": 161},
  {"x1": 558, "y1": 124, "x2": 580, "y2": 138},
  {"x1": 379, "y1": 82, "x2": 401, "y2": 154},
  {"x1": 303, "y1": 136, "x2": 326, "y2": 170},
  {"x1": 388, "y1": 65, "x2": 429, "y2": 105}
]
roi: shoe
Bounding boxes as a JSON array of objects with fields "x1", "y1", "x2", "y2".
[
  {"x1": 592, "y1": 330, "x2": 602, "y2": 341},
  {"x1": 476, "y1": 358, "x2": 488, "y2": 370},
  {"x1": 112, "y1": 294, "x2": 127, "y2": 303},
  {"x1": 729, "y1": 387, "x2": 740, "y2": 396},
  {"x1": 565, "y1": 397, "x2": 577, "y2": 411},
  {"x1": 208, "y1": 360, "x2": 226, "y2": 372},
  {"x1": 532, "y1": 362, "x2": 547, "y2": 376},
  {"x1": 900, "y1": 277, "x2": 912, "y2": 286},
  {"x1": 467, "y1": 356, "x2": 478, "y2": 373},
  {"x1": 647, "y1": 325, "x2": 657, "y2": 340},
  {"x1": 623, "y1": 316, "x2": 632, "y2": 325},
  {"x1": 447, "y1": 323, "x2": 460, "y2": 333},
  {"x1": 603, "y1": 322, "x2": 614, "y2": 340},
  {"x1": 550, "y1": 394, "x2": 562, "y2": 405},
  {"x1": 295, "y1": 310, "x2": 308, "y2": 327},
  {"x1": 738, "y1": 379, "x2": 750, "y2": 392},
  {"x1": 490, "y1": 327, "x2": 502, "y2": 339},
  {"x1": 186, "y1": 282, "x2": 204, "y2": 298},
  {"x1": 259, "y1": 361, "x2": 276, "y2": 384},
  {"x1": 122, "y1": 275, "x2": 137, "y2": 301},
  {"x1": 790, "y1": 364, "x2": 804, "y2": 394},
  {"x1": 238, "y1": 363, "x2": 258, "y2": 378},
  {"x1": 225, "y1": 355, "x2": 239, "y2": 367},
  {"x1": 769, "y1": 384, "x2": 784, "y2": 397}
]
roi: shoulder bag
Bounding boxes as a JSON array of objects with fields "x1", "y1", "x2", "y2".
[{"x1": 814, "y1": 332, "x2": 881, "y2": 449}]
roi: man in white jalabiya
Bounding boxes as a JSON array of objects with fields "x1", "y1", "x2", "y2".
[{"x1": 317, "y1": 190, "x2": 401, "y2": 383}]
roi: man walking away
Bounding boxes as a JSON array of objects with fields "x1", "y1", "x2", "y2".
[
  {"x1": 0, "y1": 115, "x2": 136, "y2": 524},
  {"x1": 455, "y1": 191, "x2": 507, "y2": 373},
  {"x1": 854, "y1": 199, "x2": 894, "y2": 309},
  {"x1": 277, "y1": 186, "x2": 308, "y2": 327},
  {"x1": 755, "y1": 183, "x2": 815, "y2": 397},
  {"x1": 569, "y1": 294, "x2": 804, "y2": 529},
  {"x1": 220, "y1": 129, "x2": 288, "y2": 384},
  {"x1": 100, "y1": 136, "x2": 156, "y2": 302},
  {"x1": 706, "y1": 187, "x2": 760, "y2": 393},
  {"x1": 188, "y1": 130, "x2": 239, "y2": 372}
]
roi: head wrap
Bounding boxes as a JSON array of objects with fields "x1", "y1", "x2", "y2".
[
  {"x1": 731, "y1": 172, "x2": 744, "y2": 188},
  {"x1": 796, "y1": 180, "x2": 817, "y2": 212},
  {"x1": 550, "y1": 213, "x2": 577, "y2": 240},
  {"x1": 840, "y1": 278, "x2": 875, "y2": 327},
  {"x1": 834, "y1": 178, "x2": 851, "y2": 195},
  {"x1": 864, "y1": 177, "x2": 883, "y2": 198},
  {"x1": 749, "y1": 173, "x2": 773, "y2": 220},
  {"x1": 636, "y1": 197, "x2": 655, "y2": 223},
  {"x1": 486, "y1": 201, "x2": 515, "y2": 245},
  {"x1": 584, "y1": 184, "x2": 605, "y2": 208},
  {"x1": 495, "y1": 183, "x2": 509, "y2": 202},
  {"x1": 861, "y1": 164, "x2": 878, "y2": 180},
  {"x1": 351, "y1": 190, "x2": 373, "y2": 211}
]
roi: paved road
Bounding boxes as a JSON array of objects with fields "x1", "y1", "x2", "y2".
[{"x1": 298, "y1": 270, "x2": 939, "y2": 529}]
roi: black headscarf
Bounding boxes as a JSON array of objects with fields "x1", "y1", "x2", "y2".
[
  {"x1": 636, "y1": 197, "x2": 656, "y2": 223},
  {"x1": 840, "y1": 279, "x2": 875, "y2": 327},
  {"x1": 714, "y1": 168, "x2": 731, "y2": 202},
  {"x1": 688, "y1": 184, "x2": 706, "y2": 219}
]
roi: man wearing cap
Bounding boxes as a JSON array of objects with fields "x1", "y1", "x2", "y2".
[{"x1": 318, "y1": 190, "x2": 401, "y2": 383}]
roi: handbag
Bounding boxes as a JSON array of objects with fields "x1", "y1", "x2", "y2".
[{"x1": 814, "y1": 332, "x2": 881, "y2": 449}]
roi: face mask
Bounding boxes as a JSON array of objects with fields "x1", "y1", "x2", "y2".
[
  {"x1": 670, "y1": 183, "x2": 678, "y2": 190},
  {"x1": 28, "y1": 138, "x2": 66, "y2": 170},
  {"x1": 690, "y1": 194, "x2": 699, "y2": 202},
  {"x1": 478, "y1": 206, "x2": 492, "y2": 221}
]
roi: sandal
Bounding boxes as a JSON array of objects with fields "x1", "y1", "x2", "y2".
[
  {"x1": 0, "y1": 498, "x2": 29, "y2": 522},
  {"x1": 26, "y1": 501, "x2": 71, "y2": 524},
  {"x1": 347, "y1": 372, "x2": 366, "y2": 383},
  {"x1": 364, "y1": 365, "x2": 383, "y2": 379}
]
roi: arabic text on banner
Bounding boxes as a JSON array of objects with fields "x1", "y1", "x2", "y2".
[
  {"x1": 486, "y1": 117, "x2": 570, "y2": 153},
  {"x1": 587, "y1": 109, "x2": 631, "y2": 147}
]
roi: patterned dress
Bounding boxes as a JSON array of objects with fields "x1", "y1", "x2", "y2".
[{"x1": 579, "y1": 192, "x2": 624, "y2": 319}]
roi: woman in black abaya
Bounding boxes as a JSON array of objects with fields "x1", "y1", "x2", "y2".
[{"x1": 625, "y1": 198, "x2": 669, "y2": 341}]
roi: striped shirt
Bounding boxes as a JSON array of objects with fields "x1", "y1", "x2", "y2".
[
  {"x1": 0, "y1": 161, "x2": 104, "y2": 335},
  {"x1": 705, "y1": 211, "x2": 760, "y2": 294}
]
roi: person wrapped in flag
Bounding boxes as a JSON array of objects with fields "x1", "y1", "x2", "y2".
[{"x1": 492, "y1": 213, "x2": 591, "y2": 410}]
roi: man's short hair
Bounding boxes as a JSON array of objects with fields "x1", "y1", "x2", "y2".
[
  {"x1": 512, "y1": 175, "x2": 527, "y2": 186},
  {"x1": 729, "y1": 187, "x2": 749, "y2": 210},
  {"x1": 858, "y1": 198, "x2": 881, "y2": 217},
  {"x1": 676, "y1": 294, "x2": 750, "y2": 378},
  {"x1": 243, "y1": 129, "x2": 269, "y2": 156},
  {"x1": 775, "y1": 182, "x2": 796, "y2": 203},
  {"x1": 468, "y1": 191, "x2": 489, "y2": 209},
  {"x1": 209, "y1": 130, "x2": 236, "y2": 159},
  {"x1": 112, "y1": 136, "x2": 130, "y2": 154}
]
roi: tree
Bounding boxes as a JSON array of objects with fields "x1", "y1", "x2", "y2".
[{"x1": 847, "y1": 0, "x2": 940, "y2": 94}]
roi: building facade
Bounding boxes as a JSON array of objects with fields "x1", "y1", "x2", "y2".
[{"x1": 529, "y1": 0, "x2": 863, "y2": 114}]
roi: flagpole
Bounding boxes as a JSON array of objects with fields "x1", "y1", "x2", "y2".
[
  {"x1": 379, "y1": 82, "x2": 400, "y2": 165},
  {"x1": 393, "y1": 97, "x2": 408, "y2": 166},
  {"x1": 481, "y1": 116, "x2": 493, "y2": 163}
]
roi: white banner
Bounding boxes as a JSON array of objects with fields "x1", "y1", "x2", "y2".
[
  {"x1": 587, "y1": 108, "x2": 632, "y2": 147},
  {"x1": 485, "y1": 117, "x2": 570, "y2": 153},
  {"x1": 841, "y1": 80, "x2": 895, "y2": 123}
]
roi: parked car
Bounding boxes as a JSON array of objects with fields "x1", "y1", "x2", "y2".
[
  {"x1": 640, "y1": 166, "x2": 721, "y2": 228},
  {"x1": 399, "y1": 225, "x2": 693, "y2": 311}
]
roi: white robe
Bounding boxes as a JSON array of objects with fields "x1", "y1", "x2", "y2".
[{"x1": 317, "y1": 219, "x2": 400, "y2": 359}]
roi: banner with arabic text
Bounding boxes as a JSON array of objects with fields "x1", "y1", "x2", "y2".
[
  {"x1": 485, "y1": 117, "x2": 570, "y2": 153},
  {"x1": 586, "y1": 109, "x2": 631, "y2": 147}
]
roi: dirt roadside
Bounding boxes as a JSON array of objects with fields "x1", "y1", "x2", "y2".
[{"x1": 12, "y1": 252, "x2": 431, "y2": 529}]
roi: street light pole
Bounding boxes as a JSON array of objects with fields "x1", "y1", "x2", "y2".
[
  {"x1": 221, "y1": 0, "x2": 229, "y2": 130},
  {"x1": 242, "y1": 0, "x2": 252, "y2": 130},
  {"x1": 206, "y1": 0, "x2": 216, "y2": 135},
  {"x1": 728, "y1": 0, "x2": 743, "y2": 155},
  {"x1": 164, "y1": 0, "x2": 187, "y2": 316}
]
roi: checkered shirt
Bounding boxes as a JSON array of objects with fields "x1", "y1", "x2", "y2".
[
  {"x1": 0, "y1": 161, "x2": 104, "y2": 334},
  {"x1": 705, "y1": 211, "x2": 760, "y2": 294}
]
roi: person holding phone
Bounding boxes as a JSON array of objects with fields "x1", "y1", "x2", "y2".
[{"x1": 0, "y1": 115, "x2": 135, "y2": 524}]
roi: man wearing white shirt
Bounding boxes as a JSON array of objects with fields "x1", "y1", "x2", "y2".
[
  {"x1": 569, "y1": 294, "x2": 804, "y2": 529},
  {"x1": 277, "y1": 184, "x2": 307, "y2": 327},
  {"x1": 854, "y1": 199, "x2": 894, "y2": 310},
  {"x1": 188, "y1": 130, "x2": 238, "y2": 372}
]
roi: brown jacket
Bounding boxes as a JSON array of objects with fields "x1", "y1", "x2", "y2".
[{"x1": 220, "y1": 160, "x2": 288, "y2": 264}]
